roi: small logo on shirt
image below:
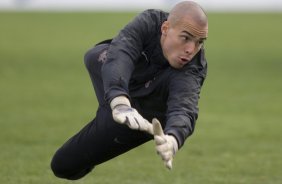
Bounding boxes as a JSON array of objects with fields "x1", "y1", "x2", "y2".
[
  {"x1": 114, "y1": 137, "x2": 126, "y2": 145},
  {"x1": 145, "y1": 77, "x2": 156, "y2": 88},
  {"x1": 98, "y1": 50, "x2": 107, "y2": 63},
  {"x1": 141, "y1": 51, "x2": 149, "y2": 62},
  {"x1": 145, "y1": 80, "x2": 152, "y2": 88}
]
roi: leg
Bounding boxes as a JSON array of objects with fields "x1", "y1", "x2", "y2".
[{"x1": 51, "y1": 106, "x2": 152, "y2": 180}]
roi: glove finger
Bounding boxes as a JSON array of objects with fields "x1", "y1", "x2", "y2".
[
  {"x1": 153, "y1": 118, "x2": 164, "y2": 136},
  {"x1": 138, "y1": 118, "x2": 153, "y2": 134},
  {"x1": 166, "y1": 159, "x2": 173, "y2": 170},
  {"x1": 145, "y1": 121, "x2": 153, "y2": 135},
  {"x1": 131, "y1": 110, "x2": 144, "y2": 130},
  {"x1": 133, "y1": 113, "x2": 145, "y2": 131},
  {"x1": 129, "y1": 109, "x2": 153, "y2": 135},
  {"x1": 127, "y1": 116, "x2": 139, "y2": 129}
]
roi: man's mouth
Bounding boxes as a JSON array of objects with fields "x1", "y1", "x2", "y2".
[{"x1": 179, "y1": 57, "x2": 190, "y2": 64}]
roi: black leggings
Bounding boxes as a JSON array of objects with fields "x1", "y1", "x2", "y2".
[{"x1": 50, "y1": 44, "x2": 152, "y2": 180}]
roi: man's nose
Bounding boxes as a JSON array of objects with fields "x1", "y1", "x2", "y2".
[{"x1": 184, "y1": 41, "x2": 196, "y2": 54}]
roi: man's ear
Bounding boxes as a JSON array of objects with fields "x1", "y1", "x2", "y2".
[{"x1": 161, "y1": 21, "x2": 169, "y2": 35}]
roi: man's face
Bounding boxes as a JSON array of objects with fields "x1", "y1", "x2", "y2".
[{"x1": 160, "y1": 18, "x2": 207, "y2": 69}]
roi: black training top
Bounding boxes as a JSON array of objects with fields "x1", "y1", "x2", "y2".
[{"x1": 101, "y1": 9, "x2": 207, "y2": 148}]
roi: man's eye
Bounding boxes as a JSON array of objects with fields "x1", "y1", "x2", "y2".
[{"x1": 181, "y1": 35, "x2": 190, "y2": 41}]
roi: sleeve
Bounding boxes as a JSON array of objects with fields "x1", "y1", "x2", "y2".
[
  {"x1": 164, "y1": 52, "x2": 207, "y2": 148},
  {"x1": 101, "y1": 10, "x2": 159, "y2": 103}
]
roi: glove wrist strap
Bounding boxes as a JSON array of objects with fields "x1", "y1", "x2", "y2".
[{"x1": 110, "y1": 96, "x2": 131, "y2": 110}]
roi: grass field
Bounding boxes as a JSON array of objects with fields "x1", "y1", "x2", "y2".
[{"x1": 0, "y1": 11, "x2": 281, "y2": 184}]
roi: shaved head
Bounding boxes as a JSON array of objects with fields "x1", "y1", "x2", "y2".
[
  {"x1": 168, "y1": 1, "x2": 208, "y2": 38},
  {"x1": 160, "y1": 1, "x2": 208, "y2": 68}
]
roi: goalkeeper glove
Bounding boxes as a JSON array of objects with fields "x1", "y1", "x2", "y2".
[
  {"x1": 110, "y1": 96, "x2": 153, "y2": 135},
  {"x1": 153, "y1": 118, "x2": 178, "y2": 170}
]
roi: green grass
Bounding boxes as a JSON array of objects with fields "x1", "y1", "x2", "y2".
[{"x1": 0, "y1": 12, "x2": 281, "y2": 184}]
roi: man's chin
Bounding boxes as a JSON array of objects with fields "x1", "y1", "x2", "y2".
[
  {"x1": 169, "y1": 60, "x2": 184, "y2": 69},
  {"x1": 171, "y1": 63, "x2": 184, "y2": 69}
]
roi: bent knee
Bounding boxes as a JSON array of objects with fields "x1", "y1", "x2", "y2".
[
  {"x1": 84, "y1": 44, "x2": 108, "y2": 71},
  {"x1": 50, "y1": 154, "x2": 75, "y2": 180},
  {"x1": 50, "y1": 153, "x2": 94, "y2": 180}
]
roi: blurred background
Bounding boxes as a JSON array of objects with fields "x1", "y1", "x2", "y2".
[
  {"x1": 1, "y1": 0, "x2": 282, "y2": 11},
  {"x1": 0, "y1": 0, "x2": 281, "y2": 184}
]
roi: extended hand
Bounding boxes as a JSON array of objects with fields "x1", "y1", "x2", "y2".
[
  {"x1": 112, "y1": 105, "x2": 153, "y2": 134},
  {"x1": 110, "y1": 96, "x2": 153, "y2": 135},
  {"x1": 153, "y1": 118, "x2": 178, "y2": 170}
]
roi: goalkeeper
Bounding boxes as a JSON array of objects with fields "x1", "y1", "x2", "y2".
[{"x1": 51, "y1": 0, "x2": 208, "y2": 180}]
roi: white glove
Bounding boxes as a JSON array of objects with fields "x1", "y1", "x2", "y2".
[
  {"x1": 153, "y1": 118, "x2": 178, "y2": 170},
  {"x1": 110, "y1": 96, "x2": 153, "y2": 135}
]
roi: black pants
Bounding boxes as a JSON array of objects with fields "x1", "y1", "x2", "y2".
[{"x1": 50, "y1": 44, "x2": 152, "y2": 180}]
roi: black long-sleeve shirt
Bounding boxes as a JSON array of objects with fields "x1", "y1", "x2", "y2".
[{"x1": 101, "y1": 9, "x2": 207, "y2": 148}]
